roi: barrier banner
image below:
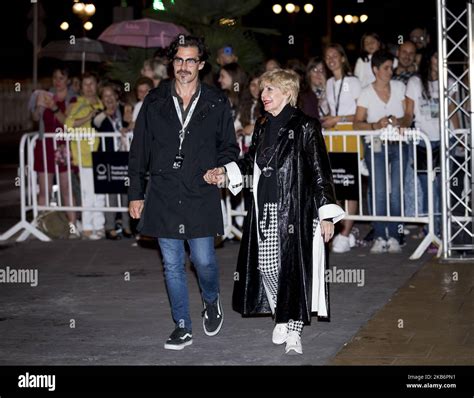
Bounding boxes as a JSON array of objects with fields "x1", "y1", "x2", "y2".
[
  {"x1": 329, "y1": 152, "x2": 359, "y2": 201},
  {"x1": 92, "y1": 152, "x2": 129, "y2": 194}
]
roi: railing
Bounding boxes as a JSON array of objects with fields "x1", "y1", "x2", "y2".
[{"x1": 0, "y1": 129, "x2": 441, "y2": 260}]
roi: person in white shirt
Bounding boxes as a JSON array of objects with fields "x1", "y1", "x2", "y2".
[
  {"x1": 323, "y1": 44, "x2": 362, "y2": 128},
  {"x1": 354, "y1": 32, "x2": 383, "y2": 88},
  {"x1": 403, "y1": 49, "x2": 460, "y2": 238},
  {"x1": 354, "y1": 50, "x2": 407, "y2": 254},
  {"x1": 323, "y1": 43, "x2": 362, "y2": 253}
]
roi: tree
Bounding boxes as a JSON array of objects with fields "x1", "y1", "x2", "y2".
[{"x1": 145, "y1": 0, "x2": 278, "y2": 73}]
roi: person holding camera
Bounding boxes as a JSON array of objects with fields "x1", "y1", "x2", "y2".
[{"x1": 353, "y1": 51, "x2": 407, "y2": 254}]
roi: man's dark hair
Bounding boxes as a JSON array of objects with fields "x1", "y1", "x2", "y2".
[
  {"x1": 371, "y1": 50, "x2": 395, "y2": 70},
  {"x1": 167, "y1": 35, "x2": 209, "y2": 62}
]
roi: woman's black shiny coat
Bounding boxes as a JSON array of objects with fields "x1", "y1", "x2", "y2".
[{"x1": 232, "y1": 108, "x2": 337, "y2": 324}]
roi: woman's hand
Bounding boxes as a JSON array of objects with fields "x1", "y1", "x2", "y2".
[
  {"x1": 320, "y1": 220, "x2": 334, "y2": 243},
  {"x1": 203, "y1": 167, "x2": 225, "y2": 185}
]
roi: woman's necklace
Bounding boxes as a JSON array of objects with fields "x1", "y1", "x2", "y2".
[{"x1": 261, "y1": 145, "x2": 278, "y2": 177}]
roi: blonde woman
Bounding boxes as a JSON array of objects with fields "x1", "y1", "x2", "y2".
[{"x1": 209, "y1": 69, "x2": 344, "y2": 354}]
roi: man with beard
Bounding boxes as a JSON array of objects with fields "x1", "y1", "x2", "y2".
[{"x1": 128, "y1": 35, "x2": 241, "y2": 350}]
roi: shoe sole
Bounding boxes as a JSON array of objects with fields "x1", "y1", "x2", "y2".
[
  {"x1": 164, "y1": 340, "x2": 193, "y2": 350},
  {"x1": 285, "y1": 347, "x2": 303, "y2": 355}
]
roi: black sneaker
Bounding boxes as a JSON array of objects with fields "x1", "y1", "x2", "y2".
[
  {"x1": 164, "y1": 327, "x2": 193, "y2": 350},
  {"x1": 202, "y1": 294, "x2": 223, "y2": 336}
]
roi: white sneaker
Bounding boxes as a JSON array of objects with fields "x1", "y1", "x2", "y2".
[
  {"x1": 370, "y1": 237, "x2": 387, "y2": 253},
  {"x1": 272, "y1": 323, "x2": 288, "y2": 345},
  {"x1": 349, "y1": 233, "x2": 356, "y2": 248},
  {"x1": 285, "y1": 331, "x2": 303, "y2": 355},
  {"x1": 387, "y1": 237, "x2": 402, "y2": 253},
  {"x1": 331, "y1": 234, "x2": 351, "y2": 253}
]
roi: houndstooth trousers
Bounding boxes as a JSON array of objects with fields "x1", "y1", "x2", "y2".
[{"x1": 257, "y1": 202, "x2": 305, "y2": 335}]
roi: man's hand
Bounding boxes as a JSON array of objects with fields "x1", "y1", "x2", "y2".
[
  {"x1": 204, "y1": 167, "x2": 225, "y2": 185},
  {"x1": 129, "y1": 200, "x2": 144, "y2": 219},
  {"x1": 320, "y1": 220, "x2": 334, "y2": 243}
]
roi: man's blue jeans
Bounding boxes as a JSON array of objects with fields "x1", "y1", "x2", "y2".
[
  {"x1": 365, "y1": 143, "x2": 407, "y2": 239},
  {"x1": 158, "y1": 237, "x2": 219, "y2": 332}
]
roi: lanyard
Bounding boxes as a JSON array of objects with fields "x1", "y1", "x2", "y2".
[
  {"x1": 333, "y1": 76, "x2": 345, "y2": 116},
  {"x1": 172, "y1": 90, "x2": 201, "y2": 153}
]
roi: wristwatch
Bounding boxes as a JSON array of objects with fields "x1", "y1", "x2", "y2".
[{"x1": 52, "y1": 107, "x2": 60, "y2": 113}]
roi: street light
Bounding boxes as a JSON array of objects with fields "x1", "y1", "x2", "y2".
[
  {"x1": 360, "y1": 14, "x2": 368, "y2": 22},
  {"x1": 72, "y1": 2, "x2": 85, "y2": 14},
  {"x1": 352, "y1": 15, "x2": 359, "y2": 23},
  {"x1": 73, "y1": 3, "x2": 96, "y2": 18},
  {"x1": 304, "y1": 4, "x2": 314, "y2": 13},
  {"x1": 272, "y1": 4, "x2": 283, "y2": 14},
  {"x1": 334, "y1": 15, "x2": 343, "y2": 24},
  {"x1": 60, "y1": 22, "x2": 69, "y2": 31},
  {"x1": 344, "y1": 14, "x2": 353, "y2": 24},
  {"x1": 72, "y1": 2, "x2": 95, "y2": 36},
  {"x1": 285, "y1": 3, "x2": 296, "y2": 13},
  {"x1": 84, "y1": 4, "x2": 96, "y2": 16}
]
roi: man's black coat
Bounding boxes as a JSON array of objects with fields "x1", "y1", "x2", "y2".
[{"x1": 128, "y1": 80, "x2": 239, "y2": 239}]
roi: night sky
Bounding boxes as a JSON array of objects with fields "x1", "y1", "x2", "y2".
[{"x1": 1, "y1": 0, "x2": 436, "y2": 78}]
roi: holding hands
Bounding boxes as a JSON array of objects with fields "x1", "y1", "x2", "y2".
[{"x1": 203, "y1": 167, "x2": 226, "y2": 185}]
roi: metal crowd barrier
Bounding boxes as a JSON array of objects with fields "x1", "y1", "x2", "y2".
[
  {"x1": 0, "y1": 129, "x2": 441, "y2": 260},
  {"x1": 324, "y1": 128, "x2": 441, "y2": 259},
  {"x1": 0, "y1": 131, "x2": 133, "y2": 242}
]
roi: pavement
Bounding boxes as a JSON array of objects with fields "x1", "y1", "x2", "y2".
[
  {"x1": 0, "y1": 225, "x2": 436, "y2": 365},
  {"x1": 0, "y1": 155, "x2": 472, "y2": 366}
]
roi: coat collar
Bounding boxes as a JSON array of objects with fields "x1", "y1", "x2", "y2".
[
  {"x1": 255, "y1": 107, "x2": 303, "y2": 147},
  {"x1": 149, "y1": 80, "x2": 226, "y2": 127}
]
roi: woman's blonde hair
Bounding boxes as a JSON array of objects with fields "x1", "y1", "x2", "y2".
[{"x1": 259, "y1": 69, "x2": 300, "y2": 107}]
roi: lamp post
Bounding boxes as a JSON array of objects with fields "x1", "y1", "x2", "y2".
[
  {"x1": 72, "y1": 1, "x2": 96, "y2": 73},
  {"x1": 72, "y1": 1, "x2": 96, "y2": 36}
]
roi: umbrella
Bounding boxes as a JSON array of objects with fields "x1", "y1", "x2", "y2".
[
  {"x1": 98, "y1": 18, "x2": 189, "y2": 48},
  {"x1": 38, "y1": 37, "x2": 129, "y2": 73}
]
